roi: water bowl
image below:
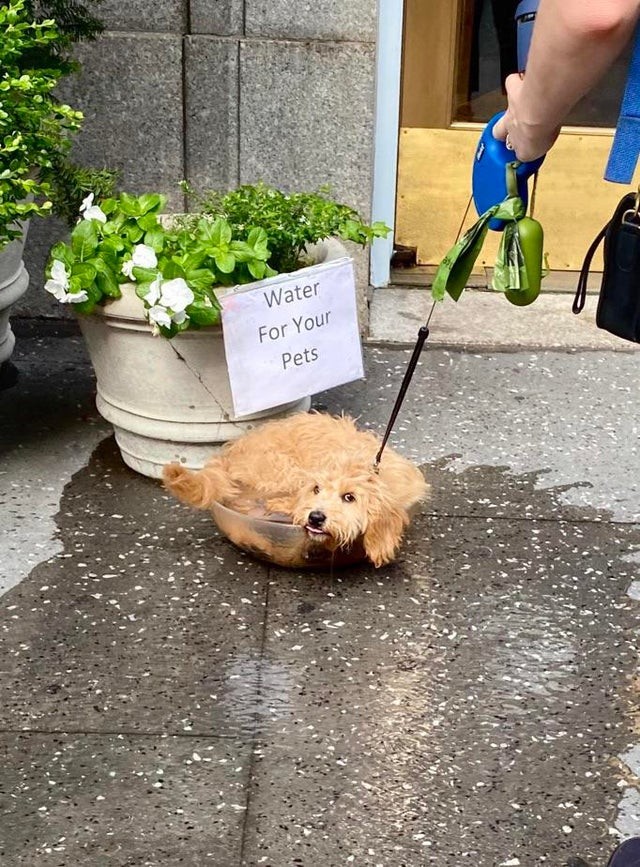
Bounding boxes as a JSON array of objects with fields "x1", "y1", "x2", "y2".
[{"x1": 210, "y1": 501, "x2": 367, "y2": 569}]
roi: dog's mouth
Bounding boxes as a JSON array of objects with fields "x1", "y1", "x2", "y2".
[{"x1": 304, "y1": 524, "x2": 331, "y2": 540}]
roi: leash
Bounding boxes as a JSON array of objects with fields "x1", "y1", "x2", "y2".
[
  {"x1": 373, "y1": 170, "x2": 540, "y2": 470},
  {"x1": 374, "y1": 194, "x2": 474, "y2": 468}
]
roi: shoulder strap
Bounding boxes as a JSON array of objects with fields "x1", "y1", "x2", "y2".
[
  {"x1": 605, "y1": 25, "x2": 640, "y2": 184},
  {"x1": 572, "y1": 220, "x2": 609, "y2": 313}
]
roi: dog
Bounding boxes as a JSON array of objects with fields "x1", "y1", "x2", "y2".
[{"x1": 162, "y1": 412, "x2": 428, "y2": 568}]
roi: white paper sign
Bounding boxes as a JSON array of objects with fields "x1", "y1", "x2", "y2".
[{"x1": 220, "y1": 257, "x2": 364, "y2": 417}]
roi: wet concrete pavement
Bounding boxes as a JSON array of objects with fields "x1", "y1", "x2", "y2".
[{"x1": 1, "y1": 331, "x2": 640, "y2": 866}]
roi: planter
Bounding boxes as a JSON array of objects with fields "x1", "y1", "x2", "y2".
[
  {"x1": 0, "y1": 226, "x2": 29, "y2": 369},
  {"x1": 79, "y1": 239, "x2": 347, "y2": 479}
]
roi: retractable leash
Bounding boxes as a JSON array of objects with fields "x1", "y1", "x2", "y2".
[
  {"x1": 375, "y1": 5, "x2": 541, "y2": 468},
  {"x1": 472, "y1": 0, "x2": 543, "y2": 226}
]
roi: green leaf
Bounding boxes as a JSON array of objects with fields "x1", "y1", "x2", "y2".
[
  {"x1": 71, "y1": 220, "x2": 99, "y2": 260},
  {"x1": 73, "y1": 298, "x2": 97, "y2": 316},
  {"x1": 71, "y1": 262, "x2": 97, "y2": 287},
  {"x1": 135, "y1": 281, "x2": 154, "y2": 303},
  {"x1": 132, "y1": 266, "x2": 159, "y2": 284},
  {"x1": 138, "y1": 193, "x2": 165, "y2": 214},
  {"x1": 215, "y1": 252, "x2": 236, "y2": 274},
  {"x1": 118, "y1": 193, "x2": 141, "y2": 217},
  {"x1": 371, "y1": 221, "x2": 391, "y2": 237},
  {"x1": 125, "y1": 223, "x2": 144, "y2": 244},
  {"x1": 101, "y1": 235, "x2": 125, "y2": 254},
  {"x1": 100, "y1": 198, "x2": 117, "y2": 216},
  {"x1": 139, "y1": 214, "x2": 162, "y2": 232},
  {"x1": 184, "y1": 268, "x2": 215, "y2": 290},
  {"x1": 211, "y1": 218, "x2": 232, "y2": 247},
  {"x1": 143, "y1": 226, "x2": 165, "y2": 252},
  {"x1": 229, "y1": 241, "x2": 253, "y2": 263},
  {"x1": 185, "y1": 301, "x2": 220, "y2": 327},
  {"x1": 49, "y1": 242, "x2": 74, "y2": 268},
  {"x1": 247, "y1": 260, "x2": 266, "y2": 280},
  {"x1": 181, "y1": 252, "x2": 207, "y2": 272},
  {"x1": 96, "y1": 270, "x2": 122, "y2": 298},
  {"x1": 196, "y1": 219, "x2": 218, "y2": 244},
  {"x1": 164, "y1": 260, "x2": 185, "y2": 280}
]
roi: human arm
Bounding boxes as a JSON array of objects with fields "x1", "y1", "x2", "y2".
[{"x1": 493, "y1": 0, "x2": 640, "y2": 161}]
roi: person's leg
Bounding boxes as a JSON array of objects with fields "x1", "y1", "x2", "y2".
[{"x1": 490, "y1": 0, "x2": 520, "y2": 87}]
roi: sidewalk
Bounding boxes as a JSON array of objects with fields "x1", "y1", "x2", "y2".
[{"x1": 1, "y1": 321, "x2": 640, "y2": 866}]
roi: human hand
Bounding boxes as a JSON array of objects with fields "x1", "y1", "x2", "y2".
[{"x1": 493, "y1": 73, "x2": 561, "y2": 162}]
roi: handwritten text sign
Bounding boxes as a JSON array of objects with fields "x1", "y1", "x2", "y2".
[{"x1": 220, "y1": 257, "x2": 364, "y2": 417}]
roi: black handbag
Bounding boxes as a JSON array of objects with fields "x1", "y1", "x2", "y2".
[
  {"x1": 572, "y1": 23, "x2": 640, "y2": 343},
  {"x1": 573, "y1": 191, "x2": 640, "y2": 343}
]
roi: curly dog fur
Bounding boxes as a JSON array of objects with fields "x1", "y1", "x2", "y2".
[{"x1": 163, "y1": 412, "x2": 428, "y2": 567}]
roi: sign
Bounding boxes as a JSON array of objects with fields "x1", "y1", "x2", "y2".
[{"x1": 219, "y1": 257, "x2": 364, "y2": 417}]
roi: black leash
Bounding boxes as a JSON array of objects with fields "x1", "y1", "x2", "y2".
[
  {"x1": 373, "y1": 193, "x2": 477, "y2": 469},
  {"x1": 373, "y1": 298, "x2": 437, "y2": 468},
  {"x1": 373, "y1": 323, "x2": 430, "y2": 468}
]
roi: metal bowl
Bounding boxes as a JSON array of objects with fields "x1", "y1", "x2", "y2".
[{"x1": 210, "y1": 501, "x2": 367, "y2": 569}]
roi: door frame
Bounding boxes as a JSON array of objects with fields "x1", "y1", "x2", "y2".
[{"x1": 370, "y1": 0, "x2": 404, "y2": 288}]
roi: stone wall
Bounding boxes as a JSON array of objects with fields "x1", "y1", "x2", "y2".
[{"x1": 18, "y1": 0, "x2": 378, "y2": 320}]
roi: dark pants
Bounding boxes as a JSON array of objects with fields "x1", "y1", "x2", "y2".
[{"x1": 470, "y1": 0, "x2": 520, "y2": 93}]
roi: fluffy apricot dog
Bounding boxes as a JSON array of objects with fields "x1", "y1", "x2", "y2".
[{"x1": 163, "y1": 412, "x2": 427, "y2": 568}]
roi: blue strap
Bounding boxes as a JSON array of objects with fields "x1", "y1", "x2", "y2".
[{"x1": 605, "y1": 25, "x2": 640, "y2": 184}]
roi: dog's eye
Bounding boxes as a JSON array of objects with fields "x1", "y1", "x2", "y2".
[
  {"x1": 312, "y1": 485, "x2": 320, "y2": 495},
  {"x1": 342, "y1": 492, "x2": 356, "y2": 503}
]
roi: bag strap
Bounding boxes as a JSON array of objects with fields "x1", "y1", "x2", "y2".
[
  {"x1": 605, "y1": 25, "x2": 640, "y2": 183},
  {"x1": 572, "y1": 220, "x2": 609, "y2": 313}
]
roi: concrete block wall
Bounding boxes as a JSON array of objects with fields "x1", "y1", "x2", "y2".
[{"x1": 18, "y1": 0, "x2": 378, "y2": 320}]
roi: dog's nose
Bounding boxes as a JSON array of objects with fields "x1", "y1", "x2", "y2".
[{"x1": 308, "y1": 510, "x2": 326, "y2": 528}]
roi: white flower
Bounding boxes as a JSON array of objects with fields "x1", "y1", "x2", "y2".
[
  {"x1": 121, "y1": 244, "x2": 158, "y2": 280},
  {"x1": 172, "y1": 309, "x2": 188, "y2": 325},
  {"x1": 121, "y1": 260, "x2": 135, "y2": 279},
  {"x1": 147, "y1": 305, "x2": 172, "y2": 329},
  {"x1": 159, "y1": 278, "x2": 194, "y2": 313},
  {"x1": 79, "y1": 192, "x2": 106, "y2": 224},
  {"x1": 45, "y1": 260, "x2": 70, "y2": 293},
  {"x1": 44, "y1": 261, "x2": 89, "y2": 304},
  {"x1": 80, "y1": 192, "x2": 94, "y2": 212},
  {"x1": 144, "y1": 275, "x2": 162, "y2": 306}
]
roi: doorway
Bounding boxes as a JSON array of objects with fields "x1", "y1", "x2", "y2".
[{"x1": 395, "y1": 0, "x2": 637, "y2": 272}]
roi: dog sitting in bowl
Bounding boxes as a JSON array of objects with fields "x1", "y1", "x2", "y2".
[{"x1": 162, "y1": 412, "x2": 427, "y2": 568}]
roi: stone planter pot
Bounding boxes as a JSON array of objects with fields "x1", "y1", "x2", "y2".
[
  {"x1": 0, "y1": 226, "x2": 30, "y2": 368},
  {"x1": 79, "y1": 238, "x2": 347, "y2": 479}
]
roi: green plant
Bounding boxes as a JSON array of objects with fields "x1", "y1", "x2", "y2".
[
  {"x1": 189, "y1": 182, "x2": 390, "y2": 274},
  {"x1": 0, "y1": 0, "x2": 116, "y2": 250},
  {"x1": 44, "y1": 153, "x2": 118, "y2": 226},
  {"x1": 0, "y1": 0, "x2": 84, "y2": 247},
  {"x1": 46, "y1": 192, "x2": 277, "y2": 336},
  {"x1": 46, "y1": 185, "x2": 390, "y2": 338}
]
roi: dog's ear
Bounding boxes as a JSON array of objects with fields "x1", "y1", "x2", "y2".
[
  {"x1": 377, "y1": 457, "x2": 428, "y2": 510},
  {"x1": 163, "y1": 461, "x2": 236, "y2": 509},
  {"x1": 362, "y1": 505, "x2": 408, "y2": 568}
]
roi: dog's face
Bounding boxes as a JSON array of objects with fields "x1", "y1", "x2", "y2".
[
  {"x1": 290, "y1": 464, "x2": 414, "y2": 568},
  {"x1": 291, "y1": 472, "x2": 372, "y2": 549}
]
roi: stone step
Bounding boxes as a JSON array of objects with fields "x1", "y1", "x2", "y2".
[{"x1": 368, "y1": 287, "x2": 640, "y2": 351}]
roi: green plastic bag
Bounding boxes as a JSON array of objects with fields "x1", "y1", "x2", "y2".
[{"x1": 431, "y1": 193, "x2": 525, "y2": 303}]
